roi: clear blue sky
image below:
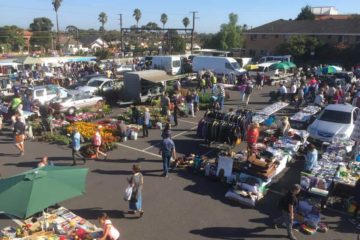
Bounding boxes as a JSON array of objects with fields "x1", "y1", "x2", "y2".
[{"x1": 1, "y1": 0, "x2": 359, "y2": 33}]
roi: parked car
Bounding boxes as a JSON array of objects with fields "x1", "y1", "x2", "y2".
[
  {"x1": 68, "y1": 74, "x2": 106, "y2": 90},
  {"x1": 307, "y1": 104, "x2": 359, "y2": 143},
  {"x1": 333, "y1": 71, "x2": 357, "y2": 84},
  {"x1": 49, "y1": 91, "x2": 104, "y2": 115},
  {"x1": 76, "y1": 78, "x2": 122, "y2": 95},
  {"x1": 30, "y1": 85, "x2": 69, "y2": 105},
  {"x1": 116, "y1": 64, "x2": 133, "y2": 74}
]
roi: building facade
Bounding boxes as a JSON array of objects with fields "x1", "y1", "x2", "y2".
[{"x1": 243, "y1": 18, "x2": 360, "y2": 59}]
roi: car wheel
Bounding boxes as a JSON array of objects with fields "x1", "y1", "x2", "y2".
[{"x1": 68, "y1": 107, "x2": 76, "y2": 115}]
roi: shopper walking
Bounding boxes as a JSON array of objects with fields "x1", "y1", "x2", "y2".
[
  {"x1": 93, "y1": 126, "x2": 107, "y2": 160},
  {"x1": 128, "y1": 164, "x2": 144, "y2": 217},
  {"x1": 143, "y1": 108, "x2": 150, "y2": 138},
  {"x1": 186, "y1": 91, "x2": 195, "y2": 117},
  {"x1": 71, "y1": 127, "x2": 86, "y2": 166},
  {"x1": 13, "y1": 116, "x2": 25, "y2": 156},
  {"x1": 238, "y1": 83, "x2": 246, "y2": 104},
  {"x1": 273, "y1": 184, "x2": 301, "y2": 240},
  {"x1": 244, "y1": 83, "x2": 253, "y2": 105},
  {"x1": 159, "y1": 134, "x2": 176, "y2": 177},
  {"x1": 98, "y1": 212, "x2": 120, "y2": 240}
]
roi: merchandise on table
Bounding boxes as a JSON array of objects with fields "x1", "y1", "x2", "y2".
[
  {"x1": 290, "y1": 106, "x2": 321, "y2": 130},
  {"x1": 1, "y1": 207, "x2": 102, "y2": 240},
  {"x1": 300, "y1": 139, "x2": 357, "y2": 198},
  {"x1": 253, "y1": 102, "x2": 289, "y2": 123}
]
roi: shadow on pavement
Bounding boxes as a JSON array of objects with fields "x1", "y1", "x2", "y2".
[
  {"x1": 190, "y1": 226, "x2": 285, "y2": 239},
  {"x1": 71, "y1": 208, "x2": 126, "y2": 220},
  {"x1": 92, "y1": 168, "x2": 163, "y2": 177}
]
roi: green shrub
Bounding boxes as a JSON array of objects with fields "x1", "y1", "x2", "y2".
[{"x1": 102, "y1": 104, "x2": 112, "y2": 115}]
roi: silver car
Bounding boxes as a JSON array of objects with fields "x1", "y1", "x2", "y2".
[{"x1": 49, "y1": 91, "x2": 104, "y2": 115}]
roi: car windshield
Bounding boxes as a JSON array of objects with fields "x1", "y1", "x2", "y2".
[
  {"x1": 319, "y1": 109, "x2": 351, "y2": 124},
  {"x1": 88, "y1": 80, "x2": 103, "y2": 87},
  {"x1": 231, "y1": 62, "x2": 240, "y2": 70}
]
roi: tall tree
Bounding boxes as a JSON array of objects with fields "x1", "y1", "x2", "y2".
[
  {"x1": 0, "y1": 25, "x2": 26, "y2": 52},
  {"x1": 296, "y1": 5, "x2": 315, "y2": 20},
  {"x1": 133, "y1": 8, "x2": 142, "y2": 28},
  {"x1": 160, "y1": 13, "x2": 168, "y2": 30},
  {"x1": 98, "y1": 12, "x2": 108, "y2": 48},
  {"x1": 29, "y1": 17, "x2": 54, "y2": 51},
  {"x1": 218, "y1": 13, "x2": 244, "y2": 50},
  {"x1": 66, "y1": 25, "x2": 79, "y2": 47},
  {"x1": 52, "y1": 0, "x2": 63, "y2": 50},
  {"x1": 182, "y1": 17, "x2": 190, "y2": 31}
]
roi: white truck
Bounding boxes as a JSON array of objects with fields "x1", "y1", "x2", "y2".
[
  {"x1": 192, "y1": 56, "x2": 246, "y2": 76},
  {"x1": 150, "y1": 55, "x2": 182, "y2": 75},
  {"x1": 248, "y1": 62, "x2": 279, "y2": 78}
]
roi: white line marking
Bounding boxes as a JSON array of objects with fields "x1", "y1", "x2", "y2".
[
  {"x1": 117, "y1": 143, "x2": 162, "y2": 158},
  {"x1": 203, "y1": 148, "x2": 216, "y2": 156},
  {"x1": 142, "y1": 125, "x2": 198, "y2": 151},
  {"x1": 178, "y1": 119, "x2": 198, "y2": 125},
  {"x1": 172, "y1": 125, "x2": 198, "y2": 138},
  {"x1": 142, "y1": 143, "x2": 160, "y2": 151}
]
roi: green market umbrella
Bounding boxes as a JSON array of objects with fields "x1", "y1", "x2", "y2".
[
  {"x1": 0, "y1": 166, "x2": 88, "y2": 219},
  {"x1": 15, "y1": 56, "x2": 42, "y2": 65},
  {"x1": 269, "y1": 62, "x2": 290, "y2": 70},
  {"x1": 287, "y1": 62, "x2": 297, "y2": 68},
  {"x1": 321, "y1": 65, "x2": 342, "y2": 74}
]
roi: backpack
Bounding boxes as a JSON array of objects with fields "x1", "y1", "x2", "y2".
[{"x1": 245, "y1": 85, "x2": 252, "y2": 95}]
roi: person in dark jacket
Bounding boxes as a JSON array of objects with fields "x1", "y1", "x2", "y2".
[{"x1": 273, "y1": 184, "x2": 301, "y2": 240}]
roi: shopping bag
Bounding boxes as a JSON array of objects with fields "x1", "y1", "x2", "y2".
[
  {"x1": 124, "y1": 185, "x2": 133, "y2": 201},
  {"x1": 235, "y1": 138, "x2": 241, "y2": 145}
]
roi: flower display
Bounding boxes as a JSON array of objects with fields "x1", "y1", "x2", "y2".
[{"x1": 66, "y1": 121, "x2": 118, "y2": 143}]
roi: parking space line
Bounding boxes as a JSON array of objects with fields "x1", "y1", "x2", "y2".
[
  {"x1": 117, "y1": 143, "x2": 162, "y2": 158},
  {"x1": 0, "y1": 211, "x2": 23, "y2": 226},
  {"x1": 178, "y1": 119, "x2": 198, "y2": 125},
  {"x1": 142, "y1": 143, "x2": 160, "y2": 151}
]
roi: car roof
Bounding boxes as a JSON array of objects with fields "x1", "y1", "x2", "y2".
[
  {"x1": 325, "y1": 104, "x2": 357, "y2": 112},
  {"x1": 88, "y1": 77, "x2": 112, "y2": 82}
]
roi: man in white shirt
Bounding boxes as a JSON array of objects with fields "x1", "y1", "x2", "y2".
[
  {"x1": 314, "y1": 91, "x2": 324, "y2": 107},
  {"x1": 278, "y1": 83, "x2": 288, "y2": 102}
]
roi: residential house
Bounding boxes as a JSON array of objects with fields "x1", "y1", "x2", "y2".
[
  {"x1": 79, "y1": 36, "x2": 108, "y2": 51},
  {"x1": 243, "y1": 18, "x2": 360, "y2": 58}
]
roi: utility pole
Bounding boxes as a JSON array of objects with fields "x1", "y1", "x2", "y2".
[
  {"x1": 190, "y1": 11, "x2": 198, "y2": 54},
  {"x1": 118, "y1": 13, "x2": 124, "y2": 57}
]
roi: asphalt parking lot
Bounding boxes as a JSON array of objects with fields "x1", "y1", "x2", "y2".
[{"x1": 0, "y1": 84, "x2": 358, "y2": 240}]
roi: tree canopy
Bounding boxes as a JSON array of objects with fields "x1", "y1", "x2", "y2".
[
  {"x1": 296, "y1": 5, "x2": 315, "y2": 20},
  {"x1": 133, "y1": 8, "x2": 142, "y2": 27},
  {"x1": 182, "y1": 17, "x2": 190, "y2": 30},
  {"x1": 29, "y1": 17, "x2": 54, "y2": 51},
  {"x1": 160, "y1": 13, "x2": 168, "y2": 29},
  {"x1": 0, "y1": 25, "x2": 26, "y2": 52},
  {"x1": 200, "y1": 13, "x2": 245, "y2": 50},
  {"x1": 29, "y1": 17, "x2": 53, "y2": 31}
]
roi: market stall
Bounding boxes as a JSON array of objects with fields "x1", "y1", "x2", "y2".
[
  {"x1": 225, "y1": 129, "x2": 307, "y2": 207},
  {"x1": 252, "y1": 102, "x2": 289, "y2": 124},
  {"x1": 300, "y1": 138, "x2": 358, "y2": 207},
  {"x1": 289, "y1": 106, "x2": 321, "y2": 130},
  {"x1": 0, "y1": 207, "x2": 102, "y2": 240}
]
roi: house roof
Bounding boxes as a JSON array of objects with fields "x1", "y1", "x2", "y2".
[
  {"x1": 79, "y1": 35, "x2": 102, "y2": 46},
  {"x1": 245, "y1": 19, "x2": 360, "y2": 35}
]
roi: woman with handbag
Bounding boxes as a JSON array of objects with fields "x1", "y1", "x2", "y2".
[{"x1": 128, "y1": 164, "x2": 144, "y2": 217}]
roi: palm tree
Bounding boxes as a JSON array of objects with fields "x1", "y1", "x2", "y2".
[
  {"x1": 52, "y1": 0, "x2": 63, "y2": 50},
  {"x1": 160, "y1": 13, "x2": 168, "y2": 30},
  {"x1": 98, "y1": 12, "x2": 108, "y2": 48},
  {"x1": 182, "y1": 17, "x2": 190, "y2": 31},
  {"x1": 133, "y1": 8, "x2": 142, "y2": 28}
]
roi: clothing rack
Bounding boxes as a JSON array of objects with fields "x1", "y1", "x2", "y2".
[{"x1": 197, "y1": 109, "x2": 253, "y2": 145}]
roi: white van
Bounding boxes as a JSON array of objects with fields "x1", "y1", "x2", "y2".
[
  {"x1": 258, "y1": 55, "x2": 292, "y2": 64},
  {"x1": 248, "y1": 62, "x2": 278, "y2": 78},
  {"x1": 151, "y1": 55, "x2": 182, "y2": 75},
  {"x1": 192, "y1": 56, "x2": 246, "y2": 76}
]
